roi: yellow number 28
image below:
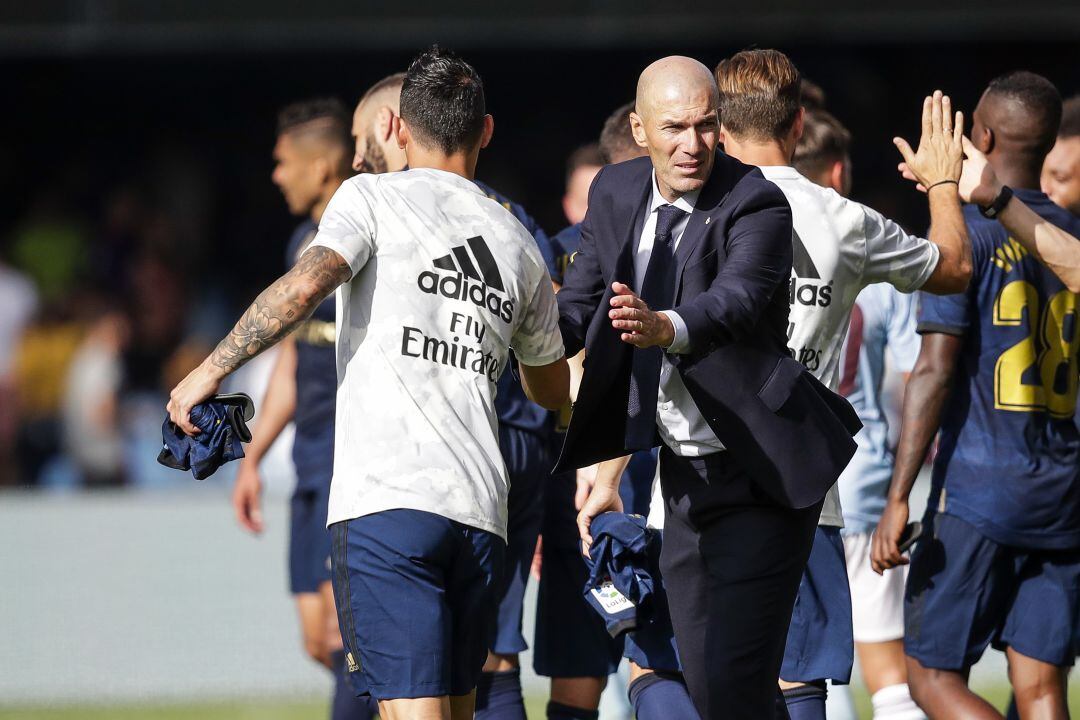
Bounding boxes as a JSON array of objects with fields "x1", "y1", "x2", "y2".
[{"x1": 993, "y1": 279, "x2": 1080, "y2": 418}]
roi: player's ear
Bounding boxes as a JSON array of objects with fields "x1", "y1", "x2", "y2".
[
  {"x1": 394, "y1": 115, "x2": 408, "y2": 150},
  {"x1": 479, "y1": 115, "x2": 494, "y2": 149},
  {"x1": 829, "y1": 159, "x2": 847, "y2": 196},
  {"x1": 792, "y1": 107, "x2": 805, "y2": 146},
  {"x1": 376, "y1": 106, "x2": 395, "y2": 142},
  {"x1": 629, "y1": 112, "x2": 648, "y2": 148},
  {"x1": 976, "y1": 125, "x2": 994, "y2": 155}
]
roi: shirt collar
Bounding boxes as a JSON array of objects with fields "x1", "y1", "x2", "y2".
[
  {"x1": 650, "y1": 171, "x2": 700, "y2": 216},
  {"x1": 757, "y1": 165, "x2": 801, "y2": 179}
]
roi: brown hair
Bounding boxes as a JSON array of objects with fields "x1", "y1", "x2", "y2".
[
  {"x1": 793, "y1": 108, "x2": 851, "y2": 179},
  {"x1": 566, "y1": 143, "x2": 604, "y2": 185},
  {"x1": 714, "y1": 49, "x2": 802, "y2": 142}
]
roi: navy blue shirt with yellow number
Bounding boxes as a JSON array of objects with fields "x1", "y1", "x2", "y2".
[
  {"x1": 286, "y1": 219, "x2": 337, "y2": 491},
  {"x1": 918, "y1": 189, "x2": 1080, "y2": 549},
  {"x1": 473, "y1": 180, "x2": 559, "y2": 437}
]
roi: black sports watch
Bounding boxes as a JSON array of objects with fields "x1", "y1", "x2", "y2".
[{"x1": 979, "y1": 185, "x2": 1014, "y2": 219}]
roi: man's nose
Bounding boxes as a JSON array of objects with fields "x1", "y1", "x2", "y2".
[{"x1": 682, "y1": 129, "x2": 702, "y2": 155}]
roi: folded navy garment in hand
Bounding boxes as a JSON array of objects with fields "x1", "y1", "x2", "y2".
[
  {"x1": 582, "y1": 511, "x2": 662, "y2": 637},
  {"x1": 158, "y1": 393, "x2": 255, "y2": 480}
]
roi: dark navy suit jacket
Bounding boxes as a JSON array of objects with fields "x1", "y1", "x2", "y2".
[{"x1": 555, "y1": 151, "x2": 860, "y2": 509}]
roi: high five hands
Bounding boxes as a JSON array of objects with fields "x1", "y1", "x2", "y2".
[
  {"x1": 893, "y1": 90, "x2": 965, "y2": 194},
  {"x1": 895, "y1": 89, "x2": 1004, "y2": 206},
  {"x1": 608, "y1": 282, "x2": 675, "y2": 348}
]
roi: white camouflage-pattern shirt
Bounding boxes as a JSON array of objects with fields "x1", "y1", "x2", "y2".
[
  {"x1": 309, "y1": 168, "x2": 564, "y2": 540},
  {"x1": 760, "y1": 166, "x2": 939, "y2": 527}
]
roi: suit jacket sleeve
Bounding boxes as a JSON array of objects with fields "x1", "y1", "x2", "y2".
[
  {"x1": 556, "y1": 167, "x2": 608, "y2": 357},
  {"x1": 673, "y1": 179, "x2": 793, "y2": 352}
]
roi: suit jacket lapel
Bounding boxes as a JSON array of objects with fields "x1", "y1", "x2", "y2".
[
  {"x1": 617, "y1": 177, "x2": 654, "y2": 287},
  {"x1": 674, "y1": 152, "x2": 732, "y2": 298}
]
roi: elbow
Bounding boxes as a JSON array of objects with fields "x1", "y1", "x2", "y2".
[
  {"x1": 529, "y1": 361, "x2": 571, "y2": 411},
  {"x1": 932, "y1": 262, "x2": 973, "y2": 295}
]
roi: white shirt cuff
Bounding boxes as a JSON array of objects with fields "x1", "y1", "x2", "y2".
[{"x1": 660, "y1": 310, "x2": 689, "y2": 354}]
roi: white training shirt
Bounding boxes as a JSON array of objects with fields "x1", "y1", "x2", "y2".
[
  {"x1": 309, "y1": 168, "x2": 565, "y2": 540},
  {"x1": 759, "y1": 166, "x2": 939, "y2": 527}
]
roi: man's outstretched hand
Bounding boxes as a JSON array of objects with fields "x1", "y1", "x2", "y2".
[
  {"x1": 576, "y1": 481, "x2": 623, "y2": 558},
  {"x1": 893, "y1": 90, "x2": 964, "y2": 192},
  {"x1": 609, "y1": 282, "x2": 675, "y2": 348}
]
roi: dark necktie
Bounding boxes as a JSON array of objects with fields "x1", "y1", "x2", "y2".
[{"x1": 625, "y1": 203, "x2": 687, "y2": 450}]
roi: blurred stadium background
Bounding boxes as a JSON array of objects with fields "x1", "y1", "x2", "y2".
[{"x1": 1, "y1": 2, "x2": 1079, "y2": 717}]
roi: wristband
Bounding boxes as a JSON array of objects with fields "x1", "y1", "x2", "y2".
[
  {"x1": 979, "y1": 185, "x2": 1013, "y2": 219},
  {"x1": 926, "y1": 179, "x2": 958, "y2": 193}
]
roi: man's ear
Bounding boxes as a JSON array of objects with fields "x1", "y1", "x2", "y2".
[
  {"x1": 394, "y1": 115, "x2": 408, "y2": 150},
  {"x1": 829, "y1": 159, "x2": 847, "y2": 196},
  {"x1": 629, "y1": 112, "x2": 648, "y2": 148},
  {"x1": 479, "y1": 114, "x2": 494, "y2": 149},
  {"x1": 976, "y1": 125, "x2": 994, "y2": 155},
  {"x1": 791, "y1": 107, "x2": 805, "y2": 146},
  {"x1": 376, "y1": 107, "x2": 396, "y2": 143}
]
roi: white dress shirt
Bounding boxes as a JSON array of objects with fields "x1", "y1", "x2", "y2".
[{"x1": 636, "y1": 172, "x2": 725, "y2": 456}]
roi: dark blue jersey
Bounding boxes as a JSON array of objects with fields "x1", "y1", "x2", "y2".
[
  {"x1": 551, "y1": 223, "x2": 583, "y2": 287},
  {"x1": 286, "y1": 220, "x2": 337, "y2": 486},
  {"x1": 918, "y1": 190, "x2": 1080, "y2": 549},
  {"x1": 473, "y1": 180, "x2": 559, "y2": 437}
]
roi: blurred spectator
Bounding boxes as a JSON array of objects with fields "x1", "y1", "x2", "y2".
[
  {"x1": 562, "y1": 143, "x2": 603, "y2": 226},
  {"x1": 61, "y1": 310, "x2": 129, "y2": 487},
  {"x1": 0, "y1": 260, "x2": 39, "y2": 486},
  {"x1": 9, "y1": 191, "x2": 88, "y2": 307}
]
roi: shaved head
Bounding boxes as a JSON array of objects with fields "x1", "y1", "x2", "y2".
[
  {"x1": 972, "y1": 71, "x2": 1061, "y2": 183},
  {"x1": 630, "y1": 56, "x2": 720, "y2": 200},
  {"x1": 635, "y1": 56, "x2": 718, "y2": 121},
  {"x1": 352, "y1": 73, "x2": 407, "y2": 174}
]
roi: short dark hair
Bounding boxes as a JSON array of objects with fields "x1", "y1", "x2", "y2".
[
  {"x1": 400, "y1": 45, "x2": 486, "y2": 154},
  {"x1": 599, "y1": 101, "x2": 641, "y2": 164},
  {"x1": 277, "y1": 97, "x2": 351, "y2": 139},
  {"x1": 276, "y1": 98, "x2": 353, "y2": 176},
  {"x1": 1059, "y1": 95, "x2": 1080, "y2": 139},
  {"x1": 793, "y1": 109, "x2": 851, "y2": 179},
  {"x1": 715, "y1": 49, "x2": 802, "y2": 142},
  {"x1": 985, "y1": 71, "x2": 1062, "y2": 157},
  {"x1": 566, "y1": 143, "x2": 604, "y2": 186}
]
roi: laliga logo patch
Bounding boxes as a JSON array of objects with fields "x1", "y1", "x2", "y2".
[{"x1": 590, "y1": 579, "x2": 635, "y2": 615}]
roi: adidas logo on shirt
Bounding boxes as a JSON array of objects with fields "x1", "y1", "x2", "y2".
[{"x1": 416, "y1": 236, "x2": 516, "y2": 323}]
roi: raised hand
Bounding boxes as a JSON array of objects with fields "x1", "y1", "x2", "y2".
[{"x1": 893, "y1": 90, "x2": 964, "y2": 192}]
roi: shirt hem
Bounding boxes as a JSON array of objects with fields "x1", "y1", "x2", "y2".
[{"x1": 327, "y1": 503, "x2": 507, "y2": 542}]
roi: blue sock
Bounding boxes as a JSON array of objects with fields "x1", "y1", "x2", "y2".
[
  {"x1": 1005, "y1": 695, "x2": 1020, "y2": 720},
  {"x1": 474, "y1": 669, "x2": 526, "y2": 720},
  {"x1": 627, "y1": 671, "x2": 701, "y2": 720},
  {"x1": 783, "y1": 682, "x2": 827, "y2": 720},
  {"x1": 330, "y1": 650, "x2": 379, "y2": 720},
  {"x1": 546, "y1": 700, "x2": 599, "y2": 720}
]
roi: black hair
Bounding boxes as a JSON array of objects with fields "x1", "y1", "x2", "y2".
[
  {"x1": 400, "y1": 45, "x2": 486, "y2": 154},
  {"x1": 985, "y1": 71, "x2": 1062, "y2": 156},
  {"x1": 276, "y1": 97, "x2": 351, "y2": 140}
]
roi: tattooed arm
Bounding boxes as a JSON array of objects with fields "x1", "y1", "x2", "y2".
[{"x1": 167, "y1": 246, "x2": 351, "y2": 436}]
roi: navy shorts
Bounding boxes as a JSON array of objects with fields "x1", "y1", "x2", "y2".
[
  {"x1": 534, "y1": 467, "x2": 624, "y2": 678},
  {"x1": 289, "y1": 483, "x2": 332, "y2": 594},
  {"x1": 780, "y1": 526, "x2": 854, "y2": 684},
  {"x1": 493, "y1": 425, "x2": 549, "y2": 655},
  {"x1": 905, "y1": 512, "x2": 1080, "y2": 670},
  {"x1": 331, "y1": 509, "x2": 504, "y2": 700}
]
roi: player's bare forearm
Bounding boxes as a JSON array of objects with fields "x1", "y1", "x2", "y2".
[
  {"x1": 922, "y1": 185, "x2": 972, "y2": 295},
  {"x1": 210, "y1": 247, "x2": 350, "y2": 376},
  {"x1": 998, "y1": 198, "x2": 1080, "y2": 293},
  {"x1": 887, "y1": 333, "x2": 961, "y2": 503},
  {"x1": 241, "y1": 337, "x2": 298, "y2": 465}
]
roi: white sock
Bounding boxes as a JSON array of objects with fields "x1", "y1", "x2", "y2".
[
  {"x1": 824, "y1": 682, "x2": 858, "y2": 720},
  {"x1": 872, "y1": 683, "x2": 926, "y2": 720}
]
